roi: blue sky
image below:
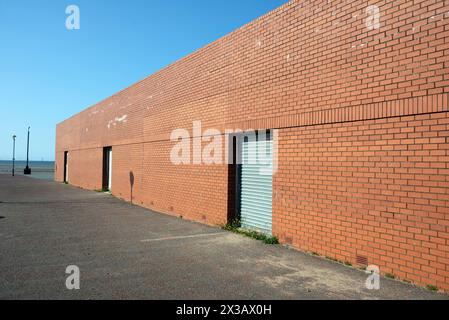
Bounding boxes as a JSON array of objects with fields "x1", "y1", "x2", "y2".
[{"x1": 0, "y1": 0, "x2": 287, "y2": 161}]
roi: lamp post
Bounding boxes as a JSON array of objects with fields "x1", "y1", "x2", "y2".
[
  {"x1": 12, "y1": 135, "x2": 16, "y2": 177},
  {"x1": 24, "y1": 126, "x2": 31, "y2": 175}
]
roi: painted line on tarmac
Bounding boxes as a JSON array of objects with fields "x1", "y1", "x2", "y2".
[{"x1": 141, "y1": 232, "x2": 228, "y2": 243}]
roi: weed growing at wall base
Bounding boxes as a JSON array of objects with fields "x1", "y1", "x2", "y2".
[{"x1": 223, "y1": 220, "x2": 279, "y2": 245}]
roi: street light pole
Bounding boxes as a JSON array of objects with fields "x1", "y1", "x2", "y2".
[
  {"x1": 24, "y1": 126, "x2": 31, "y2": 175},
  {"x1": 12, "y1": 135, "x2": 16, "y2": 177}
]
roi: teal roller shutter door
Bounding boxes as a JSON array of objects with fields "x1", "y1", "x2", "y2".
[{"x1": 240, "y1": 138, "x2": 273, "y2": 235}]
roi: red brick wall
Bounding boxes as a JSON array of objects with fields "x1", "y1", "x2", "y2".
[
  {"x1": 274, "y1": 111, "x2": 449, "y2": 290},
  {"x1": 56, "y1": 0, "x2": 449, "y2": 291},
  {"x1": 66, "y1": 149, "x2": 103, "y2": 191}
]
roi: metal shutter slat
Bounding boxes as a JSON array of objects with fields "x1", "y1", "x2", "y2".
[{"x1": 240, "y1": 138, "x2": 273, "y2": 235}]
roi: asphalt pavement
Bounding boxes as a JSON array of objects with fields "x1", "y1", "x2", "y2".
[{"x1": 0, "y1": 174, "x2": 446, "y2": 300}]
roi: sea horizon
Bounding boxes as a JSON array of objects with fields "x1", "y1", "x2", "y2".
[{"x1": 0, "y1": 160, "x2": 55, "y2": 181}]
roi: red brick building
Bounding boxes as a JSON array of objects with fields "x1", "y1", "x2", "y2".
[{"x1": 56, "y1": 0, "x2": 449, "y2": 291}]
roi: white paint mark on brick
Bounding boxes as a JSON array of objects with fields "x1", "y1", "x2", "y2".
[
  {"x1": 115, "y1": 114, "x2": 128, "y2": 123},
  {"x1": 107, "y1": 114, "x2": 128, "y2": 129}
]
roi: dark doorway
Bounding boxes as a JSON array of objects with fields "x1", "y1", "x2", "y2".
[
  {"x1": 227, "y1": 130, "x2": 272, "y2": 230},
  {"x1": 227, "y1": 135, "x2": 241, "y2": 223},
  {"x1": 63, "y1": 151, "x2": 69, "y2": 183},
  {"x1": 102, "y1": 147, "x2": 112, "y2": 191}
]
